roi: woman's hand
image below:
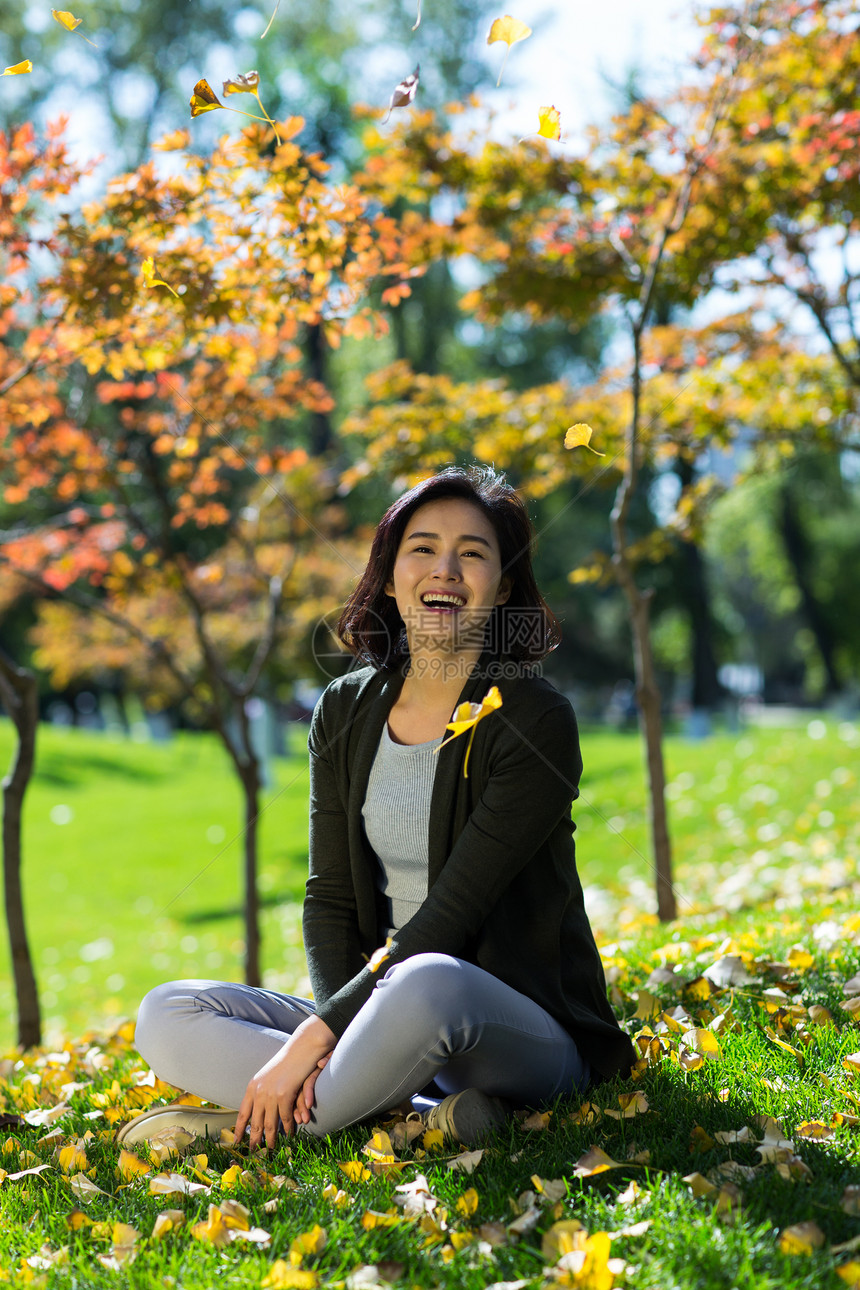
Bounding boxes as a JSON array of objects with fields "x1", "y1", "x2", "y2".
[
  {"x1": 235, "y1": 1016, "x2": 336, "y2": 1150},
  {"x1": 294, "y1": 1052, "x2": 332, "y2": 1126}
]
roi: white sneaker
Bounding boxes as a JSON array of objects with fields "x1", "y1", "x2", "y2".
[{"x1": 116, "y1": 1103, "x2": 238, "y2": 1145}]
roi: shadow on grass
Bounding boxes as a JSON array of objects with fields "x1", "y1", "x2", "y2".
[
  {"x1": 179, "y1": 890, "x2": 306, "y2": 923},
  {"x1": 35, "y1": 749, "x2": 172, "y2": 787},
  {"x1": 532, "y1": 1066, "x2": 860, "y2": 1247}
]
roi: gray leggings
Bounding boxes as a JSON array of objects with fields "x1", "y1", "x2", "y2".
[{"x1": 135, "y1": 952, "x2": 591, "y2": 1138}]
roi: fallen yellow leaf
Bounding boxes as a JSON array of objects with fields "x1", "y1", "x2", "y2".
[{"x1": 778, "y1": 1221, "x2": 826, "y2": 1255}]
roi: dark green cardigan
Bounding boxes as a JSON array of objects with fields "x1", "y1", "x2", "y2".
[{"x1": 304, "y1": 646, "x2": 635, "y2": 1082}]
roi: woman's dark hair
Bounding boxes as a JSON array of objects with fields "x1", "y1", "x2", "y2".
[{"x1": 336, "y1": 464, "x2": 561, "y2": 670}]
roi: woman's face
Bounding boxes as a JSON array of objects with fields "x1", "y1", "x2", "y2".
[{"x1": 384, "y1": 497, "x2": 512, "y2": 658}]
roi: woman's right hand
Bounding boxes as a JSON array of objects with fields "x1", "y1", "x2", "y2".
[
  {"x1": 294, "y1": 1052, "x2": 332, "y2": 1125},
  {"x1": 235, "y1": 1015, "x2": 336, "y2": 1150}
]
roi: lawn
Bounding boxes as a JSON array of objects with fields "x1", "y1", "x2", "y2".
[{"x1": 0, "y1": 713, "x2": 858, "y2": 1288}]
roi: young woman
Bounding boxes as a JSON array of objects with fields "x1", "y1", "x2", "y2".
[{"x1": 121, "y1": 465, "x2": 634, "y2": 1151}]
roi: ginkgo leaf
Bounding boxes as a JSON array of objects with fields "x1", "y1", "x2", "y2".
[
  {"x1": 222, "y1": 71, "x2": 281, "y2": 143},
  {"x1": 339, "y1": 1160, "x2": 372, "y2": 1184},
  {"x1": 382, "y1": 66, "x2": 419, "y2": 124},
  {"x1": 778, "y1": 1221, "x2": 826, "y2": 1255},
  {"x1": 190, "y1": 78, "x2": 225, "y2": 117},
  {"x1": 564, "y1": 422, "x2": 604, "y2": 455},
  {"x1": 262, "y1": 1265, "x2": 319, "y2": 1290},
  {"x1": 433, "y1": 686, "x2": 502, "y2": 778},
  {"x1": 537, "y1": 105, "x2": 562, "y2": 141},
  {"x1": 487, "y1": 15, "x2": 532, "y2": 86},
  {"x1": 456, "y1": 1187, "x2": 479, "y2": 1217},
  {"x1": 366, "y1": 936, "x2": 393, "y2": 973},
  {"x1": 3, "y1": 60, "x2": 32, "y2": 75},
  {"x1": 140, "y1": 257, "x2": 180, "y2": 300},
  {"x1": 541, "y1": 1218, "x2": 585, "y2": 1260},
  {"x1": 52, "y1": 9, "x2": 98, "y2": 46},
  {"x1": 117, "y1": 1148, "x2": 152, "y2": 1179},
  {"x1": 361, "y1": 1209, "x2": 401, "y2": 1229},
  {"x1": 289, "y1": 1224, "x2": 326, "y2": 1266},
  {"x1": 571, "y1": 1146, "x2": 622, "y2": 1177},
  {"x1": 151, "y1": 1210, "x2": 185, "y2": 1241}
]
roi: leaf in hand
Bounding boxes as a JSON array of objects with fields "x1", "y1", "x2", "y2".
[
  {"x1": 537, "y1": 105, "x2": 562, "y2": 141},
  {"x1": 382, "y1": 66, "x2": 419, "y2": 124},
  {"x1": 487, "y1": 15, "x2": 532, "y2": 86}
]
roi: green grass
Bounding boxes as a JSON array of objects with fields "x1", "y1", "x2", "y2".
[
  {"x1": 0, "y1": 714, "x2": 859, "y2": 1287},
  {"x1": 1, "y1": 713, "x2": 856, "y2": 1050}
]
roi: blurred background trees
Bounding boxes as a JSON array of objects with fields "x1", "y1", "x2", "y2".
[{"x1": 1, "y1": 0, "x2": 859, "y2": 1021}]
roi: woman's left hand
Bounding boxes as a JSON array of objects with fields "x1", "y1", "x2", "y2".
[{"x1": 235, "y1": 1016, "x2": 336, "y2": 1150}]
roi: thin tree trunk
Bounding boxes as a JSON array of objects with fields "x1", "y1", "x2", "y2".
[
  {"x1": 675, "y1": 458, "x2": 724, "y2": 710},
  {"x1": 777, "y1": 485, "x2": 842, "y2": 696},
  {"x1": 610, "y1": 329, "x2": 677, "y2": 921},
  {"x1": 306, "y1": 324, "x2": 333, "y2": 456},
  {"x1": 240, "y1": 762, "x2": 261, "y2": 987},
  {"x1": 0, "y1": 647, "x2": 42, "y2": 1048}
]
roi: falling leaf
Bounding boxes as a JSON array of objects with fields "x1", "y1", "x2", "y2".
[
  {"x1": 190, "y1": 78, "x2": 225, "y2": 117},
  {"x1": 222, "y1": 69, "x2": 281, "y2": 142},
  {"x1": 778, "y1": 1221, "x2": 826, "y2": 1255},
  {"x1": 51, "y1": 9, "x2": 98, "y2": 47},
  {"x1": 433, "y1": 686, "x2": 503, "y2": 778},
  {"x1": 382, "y1": 66, "x2": 419, "y2": 124},
  {"x1": 487, "y1": 15, "x2": 532, "y2": 86},
  {"x1": 537, "y1": 105, "x2": 562, "y2": 141},
  {"x1": 412, "y1": 0, "x2": 422, "y2": 30},
  {"x1": 2, "y1": 60, "x2": 32, "y2": 75},
  {"x1": 140, "y1": 257, "x2": 180, "y2": 300}
]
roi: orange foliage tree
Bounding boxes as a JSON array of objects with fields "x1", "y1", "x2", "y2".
[
  {"x1": 341, "y1": 0, "x2": 860, "y2": 920},
  {"x1": 0, "y1": 116, "x2": 418, "y2": 990}
]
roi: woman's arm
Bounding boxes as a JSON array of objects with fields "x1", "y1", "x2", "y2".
[
  {"x1": 315, "y1": 696, "x2": 582, "y2": 1037},
  {"x1": 234, "y1": 1013, "x2": 337, "y2": 1150}
]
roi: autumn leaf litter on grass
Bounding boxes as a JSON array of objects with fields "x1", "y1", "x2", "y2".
[{"x1": 2, "y1": 905, "x2": 860, "y2": 1287}]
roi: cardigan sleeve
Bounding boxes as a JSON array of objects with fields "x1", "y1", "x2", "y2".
[
  {"x1": 313, "y1": 695, "x2": 583, "y2": 1039},
  {"x1": 302, "y1": 694, "x2": 368, "y2": 1008}
]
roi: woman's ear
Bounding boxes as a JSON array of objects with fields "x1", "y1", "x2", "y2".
[
  {"x1": 495, "y1": 576, "x2": 512, "y2": 606},
  {"x1": 384, "y1": 578, "x2": 394, "y2": 596}
]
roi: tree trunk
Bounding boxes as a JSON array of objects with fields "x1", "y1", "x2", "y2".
[
  {"x1": 306, "y1": 323, "x2": 333, "y2": 456},
  {"x1": 0, "y1": 647, "x2": 42, "y2": 1048},
  {"x1": 777, "y1": 485, "x2": 842, "y2": 696},
  {"x1": 675, "y1": 458, "x2": 724, "y2": 710},
  {"x1": 240, "y1": 761, "x2": 262, "y2": 987},
  {"x1": 610, "y1": 327, "x2": 677, "y2": 922}
]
